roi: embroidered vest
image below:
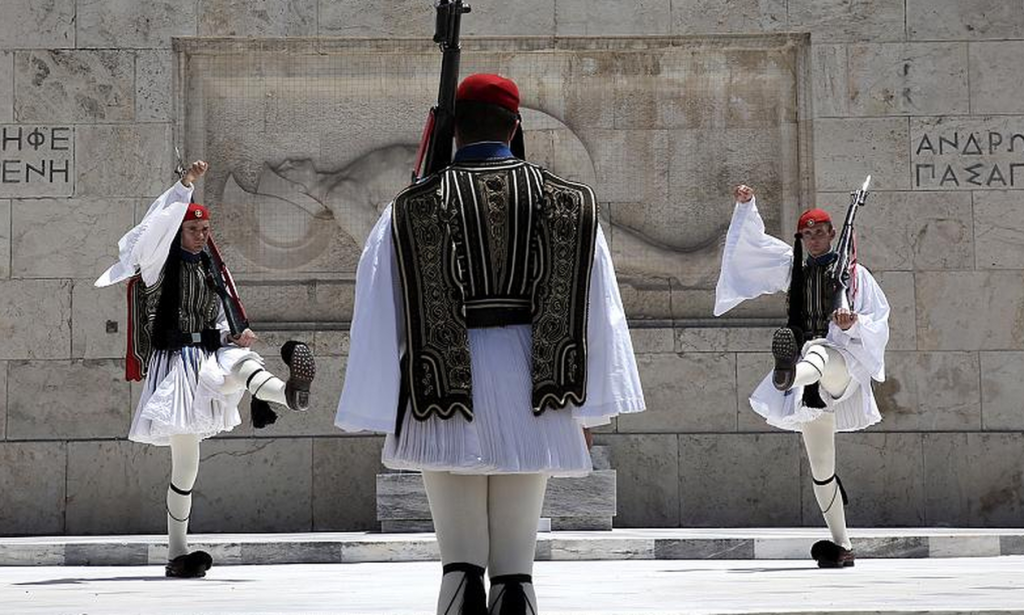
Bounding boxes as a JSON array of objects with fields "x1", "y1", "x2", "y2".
[{"x1": 392, "y1": 159, "x2": 599, "y2": 421}]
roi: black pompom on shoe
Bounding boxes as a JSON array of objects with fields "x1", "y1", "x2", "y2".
[
  {"x1": 771, "y1": 327, "x2": 800, "y2": 391},
  {"x1": 281, "y1": 341, "x2": 316, "y2": 412},
  {"x1": 250, "y1": 397, "x2": 278, "y2": 429},
  {"x1": 811, "y1": 540, "x2": 855, "y2": 568},
  {"x1": 165, "y1": 550, "x2": 213, "y2": 578}
]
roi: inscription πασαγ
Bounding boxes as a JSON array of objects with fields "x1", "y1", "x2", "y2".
[{"x1": 911, "y1": 117, "x2": 1024, "y2": 190}]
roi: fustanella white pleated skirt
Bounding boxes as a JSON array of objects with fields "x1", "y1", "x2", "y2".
[
  {"x1": 749, "y1": 347, "x2": 882, "y2": 433},
  {"x1": 382, "y1": 325, "x2": 598, "y2": 477},
  {"x1": 128, "y1": 345, "x2": 256, "y2": 446}
]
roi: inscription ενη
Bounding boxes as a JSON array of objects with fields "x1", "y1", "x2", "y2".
[{"x1": 0, "y1": 125, "x2": 73, "y2": 196}]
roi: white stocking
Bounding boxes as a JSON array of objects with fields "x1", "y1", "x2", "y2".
[
  {"x1": 487, "y1": 474, "x2": 547, "y2": 615},
  {"x1": 818, "y1": 347, "x2": 852, "y2": 399},
  {"x1": 423, "y1": 472, "x2": 489, "y2": 615},
  {"x1": 800, "y1": 413, "x2": 851, "y2": 550},
  {"x1": 167, "y1": 434, "x2": 201, "y2": 560},
  {"x1": 792, "y1": 345, "x2": 829, "y2": 388},
  {"x1": 793, "y1": 344, "x2": 853, "y2": 398},
  {"x1": 233, "y1": 358, "x2": 287, "y2": 407}
]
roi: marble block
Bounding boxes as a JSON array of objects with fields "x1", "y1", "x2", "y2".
[
  {"x1": 0, "y1": 442, "x2": 67, "y2": 535},
  {"x1": 0, "y1": 0, "x2": 74, "y2": 48},
  {"x1": 0, "y1": 280, "x2": 71, "y2": 360},
  {"x1": 76, "y1": 0, "x2": 196, "y2": 48},
  {"x1": 846, "y1": 43, "x2": 969, "y2": 116},
  {"x1": 600, "y1": 434, "x2": 679, "y2": 528},
  {"x1": 668, "y1": 0, "x2": 786, "y2": 34},
  {"x1": 14, "y1": 50, "x2": 134, "y2": 122},
  {"x1": 6, "y1": 359, "x2": 130, "y2": 440},
  {"x1": 198, "y1": 0, "x2": 317, "y2": 37},
  {"x1": 788, "y1": 0, "x2": 905, "y2": 42},
  {"x1": 908, "y1": 0, "x2": 1024, "y2": 40},
  {"x1": 969, "y1": 42, "x2": 1024, "y2": 115},
  {"x1": 0, "y1": 53, "x2": 12, "y2": 123},
  {"x1": 556, "y1": 0, "x2": 672, "y2": 35},
  {"x1": 0, "y1": 200, "x2": 8, "y2": 279}
]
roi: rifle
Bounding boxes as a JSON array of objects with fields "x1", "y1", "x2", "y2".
[
  {"x1": 412, "y1": 0, "x2": 472, "y2": 182},
  {"x1": 202, "y1": 241, "x2": 250, "y2": 337},
  {"x1": 176, "y1": 146, "x2": 250, "y2": 336},
  {"x1": 831, "y1": 175, "x2": 871, "y2": 313}
]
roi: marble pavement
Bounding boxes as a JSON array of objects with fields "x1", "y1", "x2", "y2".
[{"x1": 1, "y1": 556, "x2": 1023, "y2": 614}]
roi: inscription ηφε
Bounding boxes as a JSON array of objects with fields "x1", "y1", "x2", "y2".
[{"x1": 0, "y1": 125, "x2": 74, "y2": 196}]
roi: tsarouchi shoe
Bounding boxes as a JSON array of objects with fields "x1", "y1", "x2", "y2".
[
  {"x1": 771, "y1": 327, "x2": 800, "y2": 391},
  {"x1": 165, "y1": 550, "x2": 213, "y2": 578},
  {"x1": 810, "y1": 540, "x2": 855, "y2": 568},
  {"x1": 281, "y1": 341, "x2": 316, "y2": 412}
]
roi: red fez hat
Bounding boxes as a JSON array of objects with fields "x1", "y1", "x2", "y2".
[
  {"x1": 456, "y1": 73, "x2": 520, "y2": 114},
  {"x1": 183, "y1": 202, "x2": 210, "y2": 223},
  {"x1": 797, "y1": 208, "x2": 831, "y2": 231}
]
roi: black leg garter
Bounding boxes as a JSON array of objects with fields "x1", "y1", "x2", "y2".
[
  {"x1": 489, "y1": 573, "x2": 534, "y2": 615},
  {"x1": 442, "y1": 562, "x2": 487, "y2": 615},
  {"x1": 812, "y1": 473, "x2": 849, "y2": 514}
]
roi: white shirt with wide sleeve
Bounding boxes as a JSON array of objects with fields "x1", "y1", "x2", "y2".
[
  {"x1": 714, "y1": 197, "x2": 793, "y2": 316},
  {"x1": 335, "y1": 205, "x2": 645, "y2": 475},
  {"x1": 95, "y1": 181, "x2": 194, "y2": 288},
  {"x1": 714, "y1": 197, "x2": 890, "y2": 432}
]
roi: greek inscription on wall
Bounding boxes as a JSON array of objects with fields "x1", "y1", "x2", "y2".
[
  {"x1": 911, "y1": 117, "x2": 1024, "y2": 190},
  {"x1": 0, "y1": 125, "x2": 74, "y2": 197}
]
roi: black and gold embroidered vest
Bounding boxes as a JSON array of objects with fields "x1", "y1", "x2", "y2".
[
  {"x1": 392, "y1": 159, "x2": 599, "y2": 422},
  {"x1": 130, "y1": 252, "x2": 220, "y2": 374},
  {"x1": 803, "y1": 255, "x2": 838, "y2": 339}
]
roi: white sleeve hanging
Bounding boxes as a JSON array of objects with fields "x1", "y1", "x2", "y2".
[
  {"x1": 334, "y1": 205, "x2": 403, "y2": 434},
  {"x1": 713, "y1": 197, "x2": 794, "y2": 316},
  {"x1": 94, "y1": 181, "x2": 194, "y2": 287}
]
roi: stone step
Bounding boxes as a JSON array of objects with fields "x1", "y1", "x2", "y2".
[{"x1": 1, "y1": 528, "x2": 1022, "y2": 566}]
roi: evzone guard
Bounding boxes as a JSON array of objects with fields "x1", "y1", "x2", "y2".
[
  {"x1": 94, "y1": 160, "x2": 316, "y2": 578},
  {"x1": 714, "y1": 179, "x2": 890, "y2": 568},
  {"x1": 335, "y1": 73, "x2": 646, "y2": 614}
]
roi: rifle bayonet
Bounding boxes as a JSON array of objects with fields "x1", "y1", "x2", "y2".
[{"x1": 174, "y1": 146, "x2": 187, "y2": 181}]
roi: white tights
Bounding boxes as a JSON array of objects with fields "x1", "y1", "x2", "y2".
[
  {"x1": 167, "y1": 434, "x2": 201, "y2": 559},
  {"x1": 423, "y1": 471, "x2": 548, "y2": 615},
  {"x1": 796, "y1": 344, "x2": 853, "y2": 550},
  {"x1": 164, "y1": 358, "x2": 291, "y2": 560},
  {"x1": 232, "y1": 358, "x2": 287, "y2": 406}
]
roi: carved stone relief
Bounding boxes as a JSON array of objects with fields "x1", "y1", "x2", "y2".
[{"x1": 177, "y1": 36, "x2": 810, "y2": 323}]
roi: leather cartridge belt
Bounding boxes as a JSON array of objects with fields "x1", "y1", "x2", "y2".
[
  {"x1": 464, "y1": 297, "x2": 532, "y2": 329},
  {"x1": 160, "y1": 329, "x2": 221, "y2": 350}
]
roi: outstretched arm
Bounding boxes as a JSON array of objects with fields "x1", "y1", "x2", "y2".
[{"x1": 713, "y1": 184, "x2": 794, "y2": 316}]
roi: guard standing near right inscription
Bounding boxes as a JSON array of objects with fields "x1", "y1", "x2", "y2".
[{"x1": 714, "y1": 180, "x2": 891, "y2": 568}]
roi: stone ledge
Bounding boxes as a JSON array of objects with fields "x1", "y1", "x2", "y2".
[{"x1": 2, "y1": 529, "x2": 1022, "y2": 566}]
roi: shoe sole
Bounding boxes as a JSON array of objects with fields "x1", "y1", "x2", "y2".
[
  {"x1": 816, "y1": 559, "x2": 855, "y2": 568},
  {"x1": 771, "y1": 328, "x2": 799, "y2": 390},
  {"x1": 286, "y1": 343, "x2": 316, "y2": 385},
  {"x1": 284, "y1": 342, "x2": 316, "y2": 412}
]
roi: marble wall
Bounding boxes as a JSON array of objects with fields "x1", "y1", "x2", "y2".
[{"x1": 1, "y1": 0, "x2": 1023, "y2": 535}]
